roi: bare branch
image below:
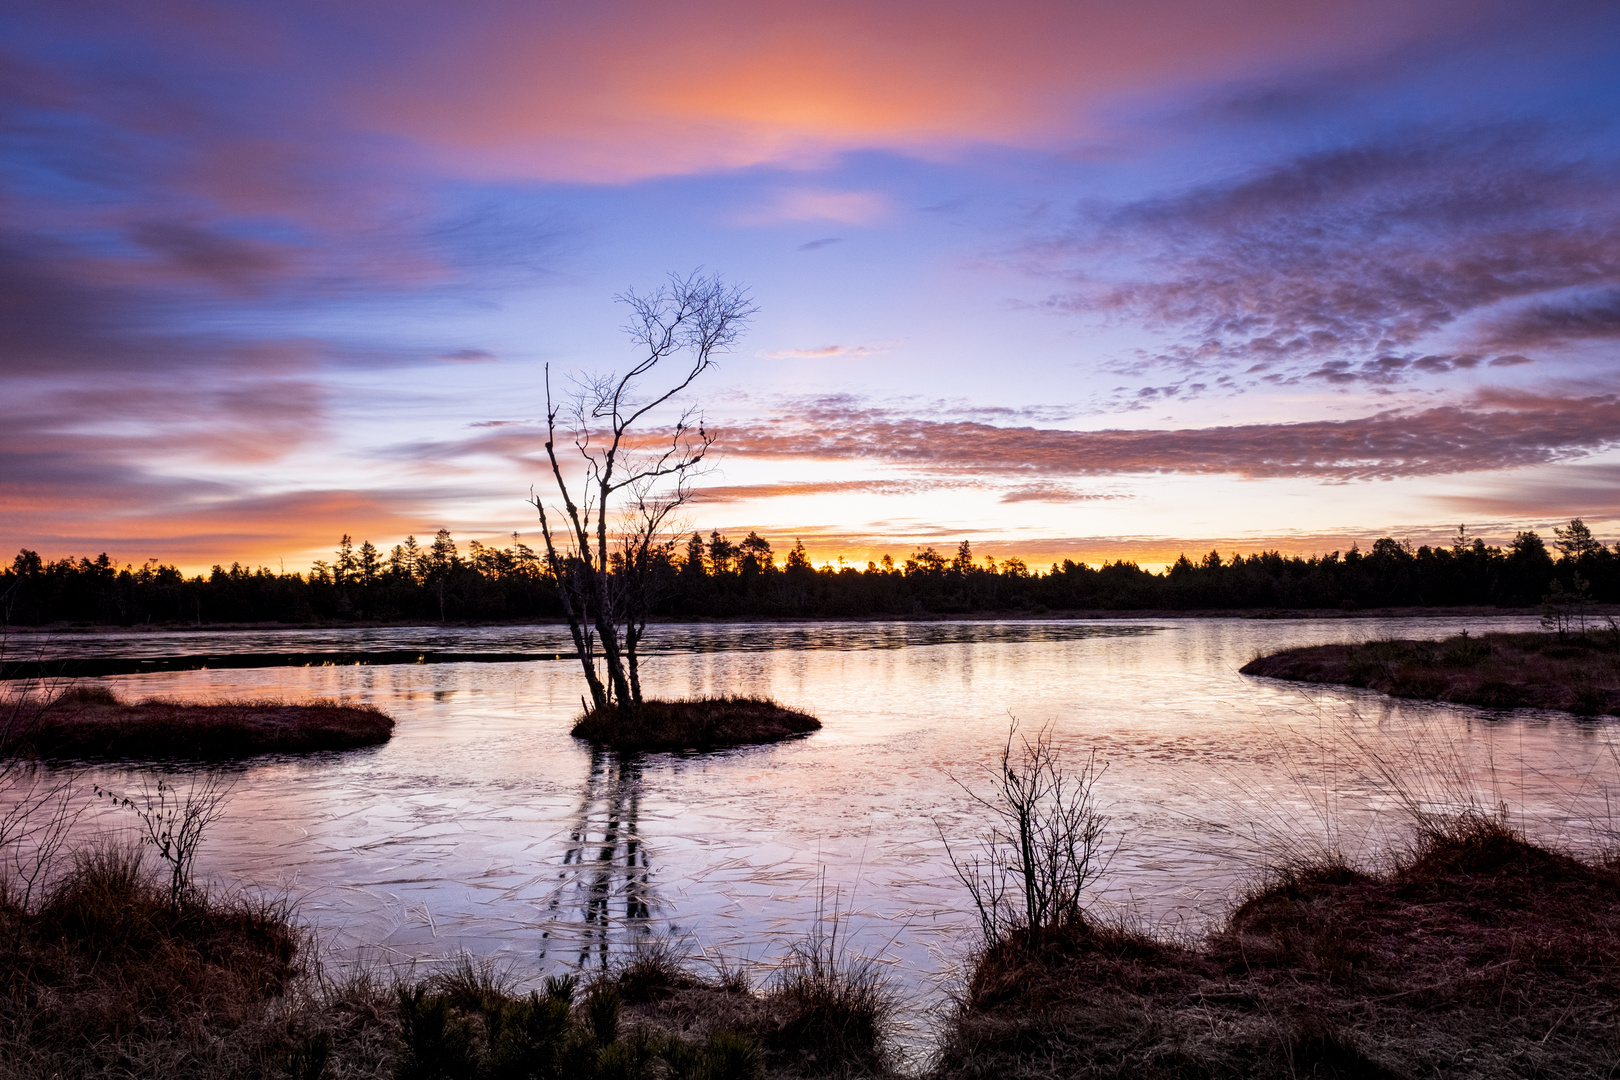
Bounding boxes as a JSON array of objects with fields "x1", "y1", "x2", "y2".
[{"x1": 530, "y1": 271, "x2": 753, "y2": 716}]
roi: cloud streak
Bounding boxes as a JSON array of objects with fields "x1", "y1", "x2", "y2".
[
  {"x1": 756, "y1": 344, "x2": 891, "y2": 361},
  {"x1": 719, "y1": 392, "x2": 1620, "y2": 481}
]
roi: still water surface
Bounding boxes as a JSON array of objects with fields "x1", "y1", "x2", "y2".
[{"x1": 13, "y1": 616, "x2": 1620, "y2": 1040}]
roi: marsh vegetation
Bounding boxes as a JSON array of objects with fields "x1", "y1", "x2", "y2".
[
  {"x1": 937, "y1": 811, "x2": 1620, "y2": 1079},
  {"x1": 1242, "y1": 628, "x2": 1620, "y2": 715},
  {"x1": 6, "y1": 687, "x2": 395, "y2": 760},
  {"x1": 570, "y1": 696, "x2": 821, "y2": 752},
  {"x1": 6, "y1": 617, "x2": 1620, "y2": 1076}
]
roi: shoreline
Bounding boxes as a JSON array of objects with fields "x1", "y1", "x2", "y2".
[
  {"x1": 0, "y1": 604, "x2": 1567, "y2": 636},
  {"x1": 9, "y1": 806, "x2": 1619, "y2": 1077},
  {"x1": 937, "y1": 819, "x2": 1620, "y2": 1079}
]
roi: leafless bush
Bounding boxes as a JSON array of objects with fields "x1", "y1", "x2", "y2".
[
  {"x1": 95, "y1": 771, "x2": 235, "y2": 911},
  {"x1": 0, "y1": 634, "x2": 70, "y2": 756},
  {"x1": 945, "y1": 720, "x2": 1113, "y2": 949},
  {"x1": 0, "y1": 638, "x2": 84, "y2": 968}
]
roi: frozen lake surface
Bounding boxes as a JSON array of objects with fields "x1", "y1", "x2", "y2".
[{"x1": 9, "y1": 616, "x2": 1618, "y2": 1046}]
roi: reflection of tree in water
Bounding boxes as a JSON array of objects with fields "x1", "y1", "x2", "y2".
[{"x1": 540, "y1": 747, "x2": 655, "y2": 970}]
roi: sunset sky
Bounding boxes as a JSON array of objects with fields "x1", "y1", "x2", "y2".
[{"x1": 5, "y1": 0, "x2": 1620, "y2": 573}]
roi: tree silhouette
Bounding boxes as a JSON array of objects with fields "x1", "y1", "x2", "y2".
[{"x1": 530, "y1": 270, "x2": 754, "y2": 716}]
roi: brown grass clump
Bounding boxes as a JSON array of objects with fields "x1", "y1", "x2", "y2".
[
  {"x1": 934, "y1": 818, "x2": 1620, "y2": 1079},
  {"x1": 599, "y1": 934, "x2": 894, "y2": 1079},
  {"x1": 0, "y1": 841, "x2": 403, "y2": 1080},
  {"x1": 10, "y1": 687, "x2": 396, "y2": 759},
  {"x1": 571, "y1": 696, "x2": 821, "y2": 752},
  {"x1": 755, "y1": 943, "x2": 894, "y2": 1077},
  {"x1": 388, "y1": 951, "x2": 777, "y2": 1080},
  {"x1": 1241, "y1": 629, "x2": 1620, "y2": 715}
]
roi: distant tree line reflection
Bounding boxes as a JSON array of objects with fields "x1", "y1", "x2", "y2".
[{"x1": 2, "y1": 521, "x2": 1612, "y2": 625}]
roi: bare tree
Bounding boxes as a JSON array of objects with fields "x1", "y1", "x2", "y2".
[{"x1": 531, "y1": 270, "x2": 754, "y2": 717}]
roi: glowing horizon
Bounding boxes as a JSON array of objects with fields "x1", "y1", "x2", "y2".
[{"x1": 5, "y1": 1, "x2": 1620, "y2": 579}]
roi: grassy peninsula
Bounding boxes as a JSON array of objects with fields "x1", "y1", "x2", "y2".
[
  {"x1": 10, "y1": 687, "x2": 395, "y2": 759},
  {"x1": 937, "y1": 816, "x2": 1620, "y2": 1079},
  {"x1": 570, "y1": 696, "x2": 821, "y2": 752},
  {"x1": 1241, "y1": 629, "x2": 1620, "y2": 715}
]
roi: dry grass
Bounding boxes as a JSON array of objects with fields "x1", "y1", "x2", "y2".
[
  {"x1": 388, "y1": 947, "x2": 781, "y2": 1080},
  {"x1": 1241, "y1": 629, "x2": 1620, "y2": 715},
  {"x1": 934, "y1": 815, "x2": 1620, "y2": 1079},
  {"x1": 571, "y1": 696, "x2": 821, "y2": 752},
  {"x1": 0, "y1": 839, "x2": 404, "y2": 1080},
  {"x1": 8, "y1": 687, "x2": 396, "y2": 759},
  {"x1": 603, "y1": 932, "x2": 896, "y2": 1079},
  {"x1": 0, "y1": 839, "x2": 884, "y2": 1080}
]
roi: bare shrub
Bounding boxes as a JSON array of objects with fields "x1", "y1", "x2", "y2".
[
  {"x1": 945, "y1": 720, "x2": 1112, "y2": 949},
  {"x1": 95, "y1": 771, "x2": 235, "y2": 910},
  {"x1": 0, "y1": 641, "x2": 84, "y2": 967},
  {"x1": 0, "y1": 769, "x2": 79, "y2": 966}
]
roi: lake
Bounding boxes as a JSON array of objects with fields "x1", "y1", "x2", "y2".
[{"x1": 7, "y1": 615, "x2": 1617, "y2": 1047}]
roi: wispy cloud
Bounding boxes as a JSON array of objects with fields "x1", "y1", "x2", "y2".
[
  {"x1": 1043, "y1": 126, "x2": 1620, "y2": 383},
  {"x1": 718, "y1": 390, "x2": 1620, "y2": 481},
  {"x1": 732, "y1": 189, "x2": 892, "y2": 226},
  {"x1": 756, "y1": 343, "x2": 893, "y2": 360},
  {"x1": 1485, "y1": 287, "x2": 1620, "y2": 349},
  {"x1": 999, "y1": 484, "x2": 1124, "y2": 503},
  {"x1": 693, "y1": 479, "x2": 969, "y2": 502}
]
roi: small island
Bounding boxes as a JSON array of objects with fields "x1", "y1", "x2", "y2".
[
  {"x1": 11, "y1": 687, "x2": 396, "y2": 759},
  {"x1": 1241, "y1": 629, "x2": 1620, "y2": 715},
  {"x1": 570, "y1": 695, "x2": 822, "y2": 752}
]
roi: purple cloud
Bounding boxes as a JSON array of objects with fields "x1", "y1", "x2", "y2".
[
  {"x1": 1049, "y1": 127, "x2": 1620, "y2": 381},
  {"x1": 717, "y1": 391, "x2": 1620, "y2": 481}
]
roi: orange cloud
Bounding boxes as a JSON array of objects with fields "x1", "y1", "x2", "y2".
[
  {"x1": 359, "y1": 0, "x2": 1478, "y2": 182},
  {"x1": 1, "y1": 488, "x2": 428, "y2": 574},
  {"x1": 716, "y1": 391, "x2": 1620, "y2": 481}
]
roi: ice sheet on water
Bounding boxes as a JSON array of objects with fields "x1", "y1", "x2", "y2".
[{"x1": 10, "y1": 613, "x2": 1614, "y2": 1051}]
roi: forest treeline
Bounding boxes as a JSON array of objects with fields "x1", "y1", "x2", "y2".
[{"x1": 2, "y1": 520, "x2": 1616, "y2": 626}]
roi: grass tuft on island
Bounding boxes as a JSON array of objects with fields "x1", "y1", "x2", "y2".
[
  {"x1": 10, "y1": 686, "x2": 396, "y2": 759},
  {"x1": 1241, "y1": 628, "x2": 1620, "y2": 715},
  {"x1": 570, "y1": 696, "x2": 821, "y2": 753}
]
